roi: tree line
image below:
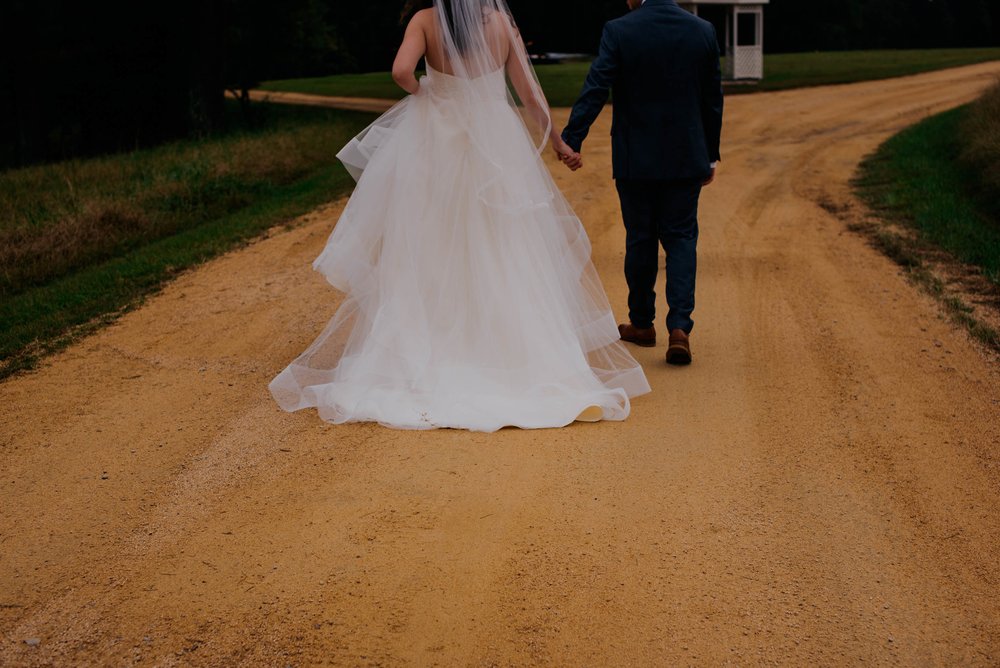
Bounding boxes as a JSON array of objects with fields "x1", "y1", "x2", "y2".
[
  {"x1": 766, "y1": 0, "x2": 999, "y2": 52},
  {"x1": 0, "y1": 0, "x2": 341, "y2": 170},
  {"x1": 1, "y1": 0, "x2": 997, "y2": 170}
]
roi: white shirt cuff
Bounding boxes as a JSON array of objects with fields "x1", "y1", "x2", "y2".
[{"x1": 710, "y1": 162, "x2": 718, "y2": 169}]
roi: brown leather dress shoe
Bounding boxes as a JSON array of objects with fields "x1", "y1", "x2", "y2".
[
  {"x1": 619, "y1": 323, "x2": 656, "y2": 347},
  {"x1": 666, "y1": 329, "x2": 692, "y2": 365}
]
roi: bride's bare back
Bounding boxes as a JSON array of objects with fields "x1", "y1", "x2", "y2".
[
  {"x1": 391, "y1": 3, "x2": 577, "y2": 162},
  {"x1": 394, "y1": 8, "x2": 511, "y2": 80},
  {"x1": 426, "y1": 9, "x2": 512, "y2": 75}
]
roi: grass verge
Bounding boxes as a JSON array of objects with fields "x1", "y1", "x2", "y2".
[
  {"x1": 0, "y1": 103, "x2": 374, "y2": 380},
  {"x1": 853, "y1": 89, "x2": 1000, "y2": 352},
  {"x1": 261, "y1": 48, "x2": 1000, "y2": 106},
  {"x1": 750, "y1": 48, "x2": 1000, "y2": 94}
]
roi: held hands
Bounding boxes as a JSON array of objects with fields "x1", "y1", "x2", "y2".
[
  {"x1": 553, "y1": 138, "x2": 583, "y2": 171},
  {"x1": 552, "y1": 138, "x2": 716, "y2": 180}
]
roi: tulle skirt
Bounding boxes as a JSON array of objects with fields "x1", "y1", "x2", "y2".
[{"x1": 268, "y1": 67, "x2": 650, "y2": 432}]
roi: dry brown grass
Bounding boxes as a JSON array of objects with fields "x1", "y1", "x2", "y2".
[
  {"x1": 0, "y1": 107, "x2": 363, "y2": 298},
  {"x1": 959, "y1": 79, "x2": 1000, "y2": 213},
  {"x1": 1, "y1": 104, "x2": 373, "y2": 379}
]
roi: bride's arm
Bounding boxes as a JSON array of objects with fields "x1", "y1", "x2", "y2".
[
  {"x1": 505, "y1": 43, "x2": 545, "y2": 126},
  {"x1": 504, "y1": 24, "x2": 578, "y2": 163},
  {"x1": 392, "y1": 12, "x2": 428, "y2": 95}
]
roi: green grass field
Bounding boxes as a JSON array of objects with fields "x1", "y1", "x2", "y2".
[
  {"x1": 854, "y1": 83, "x2": 1000, "y2": 347},
  {"x1": 0, "y1": 103, "x2": 374, "y2": 379},
  {"x1": 261, "y1": 48, "x2": 1000, "y2": 107}
]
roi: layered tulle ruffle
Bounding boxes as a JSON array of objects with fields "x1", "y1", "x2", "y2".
[{"x1": 268, "y1": 66, "x2": 651, "y2": 431}]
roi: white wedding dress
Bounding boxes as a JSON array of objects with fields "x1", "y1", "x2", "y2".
[{"x1": 268, "y1": 7, "x2": 650, "y2": 432}]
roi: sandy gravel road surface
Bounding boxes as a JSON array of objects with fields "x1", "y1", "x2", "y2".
[{"x1": 3, "y1": 62, "x2": 1000, "y2": 666}]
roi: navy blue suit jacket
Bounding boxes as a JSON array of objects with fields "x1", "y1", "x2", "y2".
[{"x1": 562, "y1": 0, "x2": 723, "y2": 181}]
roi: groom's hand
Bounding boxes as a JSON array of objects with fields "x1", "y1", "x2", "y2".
[
  {"x1": 553, "y1": 138, "x2": 583, "y2": 172},
  {"x1": 702, "y1": 166, "x2": 717, "y2": 186},
  {"x1": 561, "y1": 150, "x2": 583, "y2": 171}
]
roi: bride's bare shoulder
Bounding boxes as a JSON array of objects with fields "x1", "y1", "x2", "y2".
[
  {"x1": 407, "y1": 8, "x2": 437, "y2": 40},
  {"x1": 404, "y1": 7, "x2": 434, "y2": 32},
  {"x1": 412, "y1": 8, "x2": 435, "y2": 23}
]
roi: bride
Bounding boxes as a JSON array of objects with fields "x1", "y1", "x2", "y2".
[{"x1": 268, "y1": 0, "x2": 651, "y2": 432}]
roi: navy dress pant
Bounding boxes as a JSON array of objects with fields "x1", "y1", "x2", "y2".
[{"x1": 615, "y1": 178, "x2": 702, "y2": 334}]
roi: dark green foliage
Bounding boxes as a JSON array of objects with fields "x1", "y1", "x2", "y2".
[
  {"x1": 1, "y1": 1, "x2": 206, "y2": 168},
  {"x1": 0, "y1": 0, "x2": 345, "y2": 170},
  {"x1": 758, "y1": 0, "x2": 998, "y2": 52},
  {"x1": 225, "y1": 0, "x2": 350, "y2": 93}
]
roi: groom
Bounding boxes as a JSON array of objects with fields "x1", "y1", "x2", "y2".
[{"x1": 560, "y1": 0, "x2": 723, "y2": 366}]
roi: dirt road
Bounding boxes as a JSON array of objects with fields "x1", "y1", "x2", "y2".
[{"x1": 3, "y1": 62, "x2": 1000, "y2": 666}]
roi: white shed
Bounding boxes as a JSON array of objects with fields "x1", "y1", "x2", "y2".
[{"x1": 679, "y1": 0, "x2": 770, "y2": 81}]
